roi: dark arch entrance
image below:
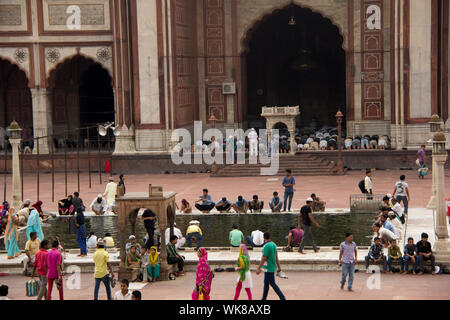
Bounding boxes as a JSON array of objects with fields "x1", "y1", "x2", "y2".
[
  {"x1": 244, "y1": 5, "x2": 346, "y2": 130},
  {"x1": 0, "y1": 58, "x2": 33, "y2": 130},
  {"x1": 48, "y1": 55, "x2": 114, "y2": 142}
]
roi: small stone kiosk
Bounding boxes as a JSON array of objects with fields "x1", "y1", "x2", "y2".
[
  {"x1": 116, "y1": 185, "x2": 177, "y2": 281},
  {"x1": 261, "y1": 106, "x2": 300, "y2": 155}
]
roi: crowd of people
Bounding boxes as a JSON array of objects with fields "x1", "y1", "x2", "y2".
[{"x1": 177, "y1": 170, "x2": 326, "y2": 214}]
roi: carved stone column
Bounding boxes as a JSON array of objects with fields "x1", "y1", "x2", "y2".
[
  {"x1": 31, "y1": 88, "x2": 53, "y2": 154},
  {"x1": 8, "y1": 121, "x2": 22, "y2": 210}
]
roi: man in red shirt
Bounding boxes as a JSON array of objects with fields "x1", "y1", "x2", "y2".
[
  {"x1": 45, "y1": 240, "x2": 63, "y2": 300},
  {"x1": 32, "y1": 239, "x2": 49, "y2": 300}
]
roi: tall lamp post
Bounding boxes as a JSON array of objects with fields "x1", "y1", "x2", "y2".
[
  {"x1": 209, "y1": 115, "x2": 218, "y2": 174},
  {"x1": 431, "y1": 132, "x2": 450, "y2": 263},
  {"x1": 335, "y1": 110, "x2": 345, "y2": 175},
  {"x1": 9, "y1": 121, "x2": 22, "y2": 210},
  {"x1": 427, "y1": 114, "x2": 442, "y2": 209}
]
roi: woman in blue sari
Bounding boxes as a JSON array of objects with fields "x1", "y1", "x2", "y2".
[
  {"x1": 26, "y1": 208, "x2": 44, "y2": 241},
  {"x1": 4, "y1": 208, "x2": 21, "y2": 259}
]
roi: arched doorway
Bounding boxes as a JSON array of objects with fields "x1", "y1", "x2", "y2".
[
  {"x1": 243, "y1": 5, "x2": 346, "y2": 130},
  {"x1": 48, "y1": 55, "x2": 114, "y2": 147},
  {"x1": 0, "y1": 58, "x2": 33, "y2": 131}
]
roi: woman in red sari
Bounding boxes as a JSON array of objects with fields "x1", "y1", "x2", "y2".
[{"x1": 192, "y1": 248, "x2": 213, "y2": 300}]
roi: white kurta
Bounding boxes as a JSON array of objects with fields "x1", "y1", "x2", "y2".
[
  {"x1": 237, "y1": 271, "x2": 253, "y2": 288},
  {"x1": 103, "y1": 182, "x2": 117, "y2": 206}
]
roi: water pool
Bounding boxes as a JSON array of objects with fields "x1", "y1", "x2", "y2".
[{"x1": 2, "y1": 212, "x2": 374, "y2": 250}]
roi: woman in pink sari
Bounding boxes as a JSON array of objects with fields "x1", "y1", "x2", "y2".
[{"x1": 192, "y1": 248, "x2": 213, "y2": 300}]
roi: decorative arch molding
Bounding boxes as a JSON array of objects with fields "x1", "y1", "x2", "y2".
[
  {"x1": 0, "y1": 47, "x2": 33, "y2": 88},
  {"x1": 238, "y1": 0, "x2": 347, "y2": 55},
  {"x1": 44, "y1": 46, "x2": 113, "y2": 87}
]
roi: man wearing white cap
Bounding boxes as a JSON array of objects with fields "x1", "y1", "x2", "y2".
[
  {"x1": 298, "y1": 198, "x2": 320, "y2": 254},
  {"x1": 90, "y1": 195, "x2": 107, "y2": 215},
  {"x1": 103, "y1": 177, "x2": 117, "y2": 213},
  {"x1": 125, "y1": 235, "x2": 142, "y2": 257},
  {"x1": 164, "y1": 223, "x2": 185, "y2": 249}
]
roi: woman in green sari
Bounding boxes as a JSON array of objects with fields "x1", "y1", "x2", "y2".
[
  {"x1": 233, "y1": 244, "x2": 253, "y2": 300},
  {"x1": 126, "y1": 245, "x2": 141, "y2": 282},
  {"x1": 4, "y1": 208, "x2": 21, "y2": 259}
]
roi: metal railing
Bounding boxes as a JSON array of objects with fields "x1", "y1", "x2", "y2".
[
  {"x1": 349, "y1": 194, "x2": 384, "y2": 213},
  {"x1": 1, "y1": 125, "x2": 115, "y2": 203}
]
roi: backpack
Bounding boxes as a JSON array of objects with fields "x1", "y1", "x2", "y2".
[{"x1": 358, "y1": 180, "x2": 366, "y2": 193}]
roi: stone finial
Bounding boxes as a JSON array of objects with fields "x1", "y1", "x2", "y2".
[
  {"x1": 433, "y1": 132, "x2": 446, "y2": 142},
  {"x1": 430, "y1": 114, "x2": 441, "y2": 123},
  {"x1": 9, "y1": 120, "x2": 20, "y2": 130}
]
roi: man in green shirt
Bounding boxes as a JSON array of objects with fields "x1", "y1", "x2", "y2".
[
  {"x1": 256, "y1": 232, "x2": 286, "y2": 300},
  {"x1": 229, "y1": 225, "x2": 244, "y2": 247},
  {"x1": 167, "y1": 235, "x2": 185, "y2": 276},
  {"x1": 387, "y1": 239, "x2": 404, "y2": 273}
]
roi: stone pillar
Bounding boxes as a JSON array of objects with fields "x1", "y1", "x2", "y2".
[
  {"x1": 8, "y1": 122, "x2": 22, "y2": 210},
  {"x1": 289, "y1": 129, "x2": 296, "y2": 155},
  {"x1": 431, "y1": 133, "x2": 450, "y2": 265},
  {"x1": 427, "y1": 156, "x2": 437, "y2": 209},
  {"x1": 31, "y1": 88, "x2": 53, "y2": 154},
  {"x1": 113, "y1": 124, "x2": 137, "y2": 155}
]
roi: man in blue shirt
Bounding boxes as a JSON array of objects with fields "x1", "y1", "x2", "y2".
[
  {"x1": 379, "y1": 213, "x2": 396, "y2": 235},
  {"x1": 194, "y1": 189, "x2": 215, "y2": 213},
  {"x1": 215, "y1": 197, "x2": 232, "y2": 213},
  {"x1": 269, "y1": 192, "x2": 282, "y2": 212},
  {"x1": 282, "y1": 169, "x2": 295, "y2": 212},
  {"x1": 232, "y1": 196, "x2": 248, "y2": 213}
]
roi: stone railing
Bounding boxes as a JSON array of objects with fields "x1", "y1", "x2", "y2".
[{"x1": 261, "y1": 106, "x2": 300, "y2": 116}]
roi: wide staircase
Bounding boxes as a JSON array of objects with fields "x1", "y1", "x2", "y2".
[{"x1": 212, "y1": 153, "x2": 346, "y2": 177}]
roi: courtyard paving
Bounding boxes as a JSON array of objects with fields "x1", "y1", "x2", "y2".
[
  {"x1": 3, "y1": 169, "x2": 450, "y2": 211},
  {"x1": 1, "y1": 271, "x2": 449, "y2": 300}
]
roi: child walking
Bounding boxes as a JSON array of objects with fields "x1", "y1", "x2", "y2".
[{"x1": 234, "y1": 244, "x2": 253, "y2": 300}]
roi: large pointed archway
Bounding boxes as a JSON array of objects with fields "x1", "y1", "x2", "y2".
[
  {"x1": 48, "y1": 55, "x2": 115, "y2": 147},
  {"x1": 242, "y1": 4, "x2": 346, "y2": 130},
  {"x1": 0, "y1": 58, "x2": 33, "y2": 130}
]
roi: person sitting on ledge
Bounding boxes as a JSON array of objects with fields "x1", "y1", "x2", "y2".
[
  {"x1": 186, "y1": 220, "x2": 203, "y2": 249},
  {"x1": 246, "y1": 229, "x2": 264, "y2": 248},
  {"x1": 230, "y1": 225, "x2": 244, "y2": 248},
  {"x1": 415, "y1": 233, "x2": 436, "y2": 275},
  {"x1": 167, "y1": 235, "x2": 185, "y2": 276},
  {"x1": 194, "y1": 189, "x2": 215, "y2": 213},
  {"x1": 103, "y1": 233, "x2": 115, "y2": 249},
  {"x1": 269, "y1": 192, "x2": 283, "y2": 213},
  {"x1": 215, "y1": 197, "x2": 232, "y2": 213},
  {"x1": 125, "y1": 235, "x2": 141, "y2": 256},
  {"x1": 372, "y1": 223, "x2": 397, "y2": 248},
  {"x1": 310, "y1": 194, "x2": 325, "y2": 212},
  {"x1": 248, "y1": 195, "x2": 264, "y2": 213},
  {"x1": 285, "y1": 226, "x2": 304, "y2": 252},
  {"x1": 58, "y1": 195, "x2": 73, "y2": 216},
  {"x1": 365, "y1": 236, "x2": 387, "y2": 273},
  {"x1": 177, "y1": 199, "x2": 192, "y2": 214},
  {"x1": 232, "y1": 196, "x2": 249, "y2": 214},
  {"x1": 125, "y1": 245, "x2": 141, "y2": 282},
  {"x1": 90, "y1": 195, "x2": 107, "y2": 216}
]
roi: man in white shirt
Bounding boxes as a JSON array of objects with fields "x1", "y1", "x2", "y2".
[
  {"x1": 114, "y1": 279, "x2": 132, "y2": 300},
  {"x1": 392, "y1": 175, "x2": 410, "y2": 215},
  {"x1": 246, "y1": 229, "x2": 264, "y2": 247},
  {"x1": 103, "y1": 177, "x2": 118, "y2": 213},
  {"x1": 373, "y1": 223, "x2": 398, "y2": 248},
  {"x1": 90, "y1": 195, "x2": 107, "y2": 215},
  {"x1": 164, "y1": 223, "x2": 186, "y2": 249},
  {"x1": 364, "y1": 170, "x2": 373, "y2": 196},
  {"x1": 87, "y1": 232, "x2": 98, "y2": 249}
]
